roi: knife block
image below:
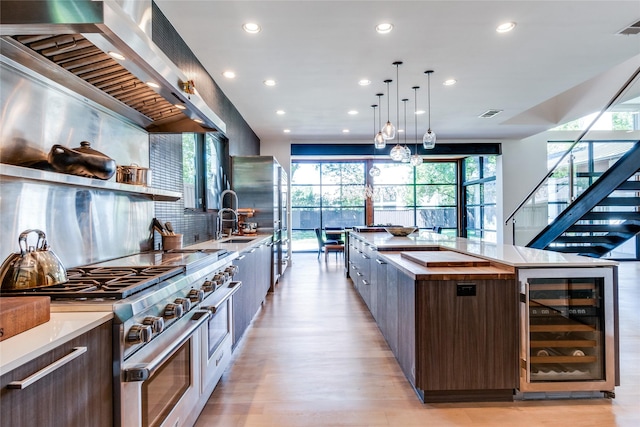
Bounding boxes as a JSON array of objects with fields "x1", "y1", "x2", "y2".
[{"x1": 162, "y1": 234, "x2": 183, "y2": 250}]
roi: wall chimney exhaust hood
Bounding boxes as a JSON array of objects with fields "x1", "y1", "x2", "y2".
[{"x1": 0, "y1": 0, "x2": 226, "y2": 134}]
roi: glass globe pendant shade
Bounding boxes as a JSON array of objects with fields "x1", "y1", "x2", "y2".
[
  {"x1": 410, "y1": 154, "x2": 423, "y2": 167},
  {"x1": 401, "y1": 146, "x2": 411, "y2": 163},
  {"x1": 369, "y1": 165, "x2": 381, "y2": 177},
  {"x1": 423, "y1": 129, "x2": 436, "y2": 149},
  {"x1": 382, "y1": 121, "x2": 395, "y2": 140},
  {"x1": 389, "y1": 144, "x2": 405, "y2": 161},
  {"x1": 374, "y1": 131, "x2": 386, "y2": 149}
]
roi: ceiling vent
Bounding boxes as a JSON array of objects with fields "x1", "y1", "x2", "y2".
[
  {"x1": 618, "y1": 20, "x2": 640, "y2": 35},
  {"x1": 479, "y1": 109, "x2": 503, "y2": 119}
]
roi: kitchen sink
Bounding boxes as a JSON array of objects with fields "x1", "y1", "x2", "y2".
[{"x1": 221, "y1": 239, "x2": 255, "y2": 243}]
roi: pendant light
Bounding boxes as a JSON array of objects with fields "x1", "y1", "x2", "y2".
[
  {"x1": 410, "y1": 86, "x2": 423, "y2": 167},
  {"x1": 374, "y1": 93, "x2": 386, "y2": 148},
  {"x1": 381, "y1": 78, "x2": 395, "y2": 140},
  {"x1": 369, "y1": 104, "x2": 381, "y2": 177},
  {"x1": 423, "y1": 69, "x2": 436, "y2": 149},
  {"x1": 401, "y1": 98, "x2": 411, "y2": 163},
  {"x1": 389, "y1": 95, "x2": 406, "y2": 161}
]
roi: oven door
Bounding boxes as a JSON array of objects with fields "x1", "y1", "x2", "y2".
[
  {"x1": 119, "y1": 310, "x2": 209, "y2": 427},
  {"x1": 201, "y1": 281, "x2": 242, "y2": 396}
]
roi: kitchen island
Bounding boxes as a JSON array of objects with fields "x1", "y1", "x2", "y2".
[{"x1": 347, "y1": 230, "x2": 618, "y2": 402}]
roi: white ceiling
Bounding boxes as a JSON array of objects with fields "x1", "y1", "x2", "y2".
[{"x1": 155, "y1": 1, "x2": 640, "y2": 145}]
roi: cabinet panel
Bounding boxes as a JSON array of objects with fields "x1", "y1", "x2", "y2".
[
  {"x1": 385, "y1": 265, "x2": 399, "y2": 355},
  {"x1": 397, "y1": 271, "x2": 416, "y2": 383},
  {"x1": 416, "y1": 279, "x2": 518, "y2": 391},
  {"x1": 0, "y1": 321, "x2": 113, "y2": 427},
  {"x1": 375, "y1": 257, "x2": 388, "y2": 334}
]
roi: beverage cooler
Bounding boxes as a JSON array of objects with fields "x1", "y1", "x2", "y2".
[{"x1": 518, "y1": 267, "x2": 616, "y2": 397}]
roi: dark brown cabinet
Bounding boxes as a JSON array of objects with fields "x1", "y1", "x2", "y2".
[
  {"x1": 232, "y1": 241, "x2": 272, "y2": 348},
  {"x1": 347, "y1": 235, "x2": 519, "y2": 403},
  {"x1": 0, "y1": 321, "x2": 113, "y2": 427},
  {"x1": 416, "y1": 277, "x2": 519, "y2": 402}
]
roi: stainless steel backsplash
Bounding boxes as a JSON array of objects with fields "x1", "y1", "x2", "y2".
[{"x1": 0, "y1": 56, "x2": 153, "y2": 267}]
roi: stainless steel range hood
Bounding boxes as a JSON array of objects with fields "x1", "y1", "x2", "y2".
[{"x1": 0, "y1": 0, "x2": 226, "y2": 134}]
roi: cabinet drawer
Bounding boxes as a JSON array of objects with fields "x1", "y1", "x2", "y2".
[{"x1": 1, "y1": 321, "x2": 113, "y2": 427}]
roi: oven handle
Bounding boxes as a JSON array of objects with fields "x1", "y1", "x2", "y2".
[
  {"x1": 202, "y1": 281, "x2": 242, "y2": 314},
  {"x1": 124, "y1": 311, "x2": 210, "y2": 382}
]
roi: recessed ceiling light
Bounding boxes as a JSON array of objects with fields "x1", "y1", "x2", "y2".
[
  {"x1": 443, "y1": 79, "x2": 457, "y2": 86},
  {"x1": 283, "y1": 129, "x2": 291, "y2": 133},
  {"x1": 242, "y1": 22, "x2": 261, "y2": 33},
  {"x1": 496, "y1": 22, "x2": 516, "y2": 33},
  {"x1": 358, "y1": 79, "x2": 372, "y2": 86},
  {"x1": 415, "y1": 110, "x2": 425, "y2": 115},
  {"x1": 398, "y1": 129, "x2": 404, "y2": 133},
  {"x1": 264, "y1": 79, "x2": 276, "y2": 86},
  {"x1": 376, "y1": 23, "x2": 393, "y2": 34},
  {"x1": 146, "y1": 81, "x2": 160, "y2": 88},
  {"x1": 348, "y1": 110, "x2": 358, "y2": 115},
  {"x1": 194, "y1": 118, "x2": 204, "y2": 124},
  {"x1": 222, "y1": 70, "x2": 236, "y2": 79},
  {"x1": 108, "y1": 51, "x2": 125, "y2": 60},
  {"x1": 175, "y1": 104, "x2": 186, "y2": 110},
  {"x1": 276, "y1": 110, "x2": 285, "y2": 115},
  {"x1": 342, "y1": 129, "x2": 350, "y2": 133}
]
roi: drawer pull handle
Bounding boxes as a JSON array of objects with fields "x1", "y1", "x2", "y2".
[{"x1": 7, "y1": 346, "x2": 87, "y2": 390}]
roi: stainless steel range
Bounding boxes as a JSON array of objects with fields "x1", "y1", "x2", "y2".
[{"x1": 7, "y1": 248, "x2": 241, "y2": 427}]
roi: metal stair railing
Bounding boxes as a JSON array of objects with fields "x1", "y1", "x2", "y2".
[{"x1": 505, "y1": 66, "x2": 640, "y2": 246}]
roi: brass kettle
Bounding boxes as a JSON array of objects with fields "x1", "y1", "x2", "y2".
[{"x1": 0, "y1": 229, "x2": 68, "y2": 291}]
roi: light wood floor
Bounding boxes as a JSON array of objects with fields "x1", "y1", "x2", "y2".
[{"x1": 195, "y1": 254, "x2": 640, "y2": 427}]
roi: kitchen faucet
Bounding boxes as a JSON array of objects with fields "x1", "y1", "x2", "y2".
[{"x1": 217, "y1": 189, "x2": 239, "y2": 238}]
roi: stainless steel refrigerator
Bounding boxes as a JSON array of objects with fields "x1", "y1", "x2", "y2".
[{"x1": 232, "y1": 156, "x2": 288, "y2": 287}]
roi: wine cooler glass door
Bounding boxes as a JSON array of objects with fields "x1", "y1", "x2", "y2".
[{"x1": 519, "y1": 267, "x2": 615, "y2": 393}]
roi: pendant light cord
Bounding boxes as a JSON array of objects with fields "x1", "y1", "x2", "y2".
[
  {"x1": 396, "y1": 63, "x2": 400, "y2": 133},
  {"x1": 413, "y1": 86, "x2": 419, "y2": 151}
]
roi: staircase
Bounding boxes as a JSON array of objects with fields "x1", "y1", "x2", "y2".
[{"x1": 527, "y1": 141, "x2": 640, "y2": 257}]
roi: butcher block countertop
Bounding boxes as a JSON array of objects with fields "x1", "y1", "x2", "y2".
[
  {"x1": 381, "y1": 251, "x2": 516, "y2": 281},
  {"x1": 0, "y1": 311, "x2": 112, "y2": 373}
]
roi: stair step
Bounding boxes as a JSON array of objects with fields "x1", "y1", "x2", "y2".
[
  {"x1": 582, "y1": 212, "x2": 640, "y2": 221},
  {"x1": 567, "y1": 223, "x2": 640, "y2": 233},
  {"x1": 549, "y1": 245, "x2": 611, "y2": 256},
  {"x1": 597, "y1": 197, "x2": 640, "y2": 206},
  {"x1": 555, "y1": 235, "x2": 626, "y2": 244},
  {"x1": 617, "y1": 181, "x2": 640, "y2": 191}
]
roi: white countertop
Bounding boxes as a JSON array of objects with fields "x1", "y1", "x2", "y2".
[
  {"x1": 187, "y1": 234, "x2": 272, "y2": 252},
  {"x1": 0, "y1": 311, "x2": 113, "y2": 373},
  {"x1": 352, "y1": 231, "x2": 618, "y2": 268}
]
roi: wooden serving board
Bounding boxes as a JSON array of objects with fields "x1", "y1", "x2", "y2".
[
  {"x1": 0, "y1": 296, "x2": 50, "y2": 341},
  {"x1": 400, "y1": 251, "x2": 491, "y2": 267}
]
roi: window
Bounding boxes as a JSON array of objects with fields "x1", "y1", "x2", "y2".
[
  {"x1": 372, "y1": 161, "x2": 457, "y2": 234},
  {"x1": 290, "y1": 161, "x2": 365, "y2": 250},
  {"x1": 290, "y1": 159, "x2": 459, "y2": 250},
  {"x1": 182, "y1": 133, "x2": 202, "y2": 210},
  {"x1": 463, "y1": 156, "x2": 497, "y2": 242},
  {"x1": 182, "y1": 133, "x2": 226, "y2": 211}
]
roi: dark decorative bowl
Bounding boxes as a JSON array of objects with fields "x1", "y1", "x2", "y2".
[{"x1": 384, "y1": 227, "x2": 417, "y2": 237}]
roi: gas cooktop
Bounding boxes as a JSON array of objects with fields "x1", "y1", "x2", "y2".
[{"x1": 2, "y1": 249, "x2": 230, "y2": 300}]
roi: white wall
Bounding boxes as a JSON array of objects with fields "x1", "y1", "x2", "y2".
[{"x1": 498, "y1": 136, "x2": 549, "y2": 244}]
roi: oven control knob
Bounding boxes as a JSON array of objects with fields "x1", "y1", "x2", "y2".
[
  {"x1": 188, "y1": 288, "x2": 205, "y2": 303},
  {"x1": 174, "y1": 297, "x2": 192, "y2": 312},
  {"x1": 225, "y1": 266, "x2": 237, "y2": 276},
  {"x1": 127, "y1": 324, "x2": 153, "y2": 344},
  {"x1": 163, "y1": 303, "x2": 183, "y2": 319},
  {"x1": 201, "y1": 280, "x2": 215, "y2": 292},
  {"x1": 143, "y1": 316, "x2": 165, "y2": 333}
]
